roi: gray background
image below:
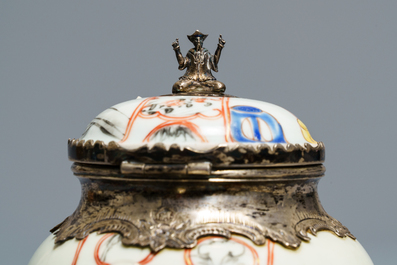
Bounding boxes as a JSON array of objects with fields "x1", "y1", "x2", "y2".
[{"x1": 1, "y1": 1, "x2": 396, "y2": 264}]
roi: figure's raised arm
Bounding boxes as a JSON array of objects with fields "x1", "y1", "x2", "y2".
[
  {"x1": 213, "y1": 34, "x2": 226, "y2": 71},
  {"x1": 172, "y1": 38, "x2": 187, "y2": 70}
]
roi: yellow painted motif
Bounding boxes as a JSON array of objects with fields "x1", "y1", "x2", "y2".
[{"x1": 297, "y1": 119, "x2": 317, "y2": 144}]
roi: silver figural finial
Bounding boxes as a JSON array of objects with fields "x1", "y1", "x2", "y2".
[{"x1": 172, "y1": 30, "x2": 226, "y2": 94}]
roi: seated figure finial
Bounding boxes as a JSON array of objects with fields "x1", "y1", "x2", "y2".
[{"x1": 172, "y1": 30, "x2": 226, "y2": 94}]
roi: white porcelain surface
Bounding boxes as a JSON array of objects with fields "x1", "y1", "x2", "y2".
[
  {"x1": 29, "y1": 232, "x2": 373, "y2": 265},
  {"x1": 80, "y1": 96, "x2": 317, "y2": 150}
]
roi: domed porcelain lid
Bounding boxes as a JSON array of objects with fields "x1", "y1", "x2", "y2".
[
  {"x1": 81, "y1": 95, "x2": 317, "y2": 148},
  {"x1": 68, "y1": 30, "x2": 324, "y2": 168}
]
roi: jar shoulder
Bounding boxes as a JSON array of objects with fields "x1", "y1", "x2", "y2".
[{"x1": 29, "y1": 232, "x2": 373, "y2": 265}]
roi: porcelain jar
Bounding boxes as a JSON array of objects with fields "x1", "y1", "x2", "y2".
[{"x1": 29, "y1": 30, "x2": 373, "y2": 265}]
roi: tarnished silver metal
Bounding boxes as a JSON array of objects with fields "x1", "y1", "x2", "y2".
[
  {"x1": 172, "y1": 30, "x2": 226, "y2": 94},
  {"x1": 51, "y1": 163, "x2": 354, "y2": 252},
  {"x1": 120, "y1": 161, "x2": 145, "y2": 175},
  {"x1": 120, "y1": 161, "x2": 212, "y2": 176},
  {"x1": 68, "y1": 139, "x2": 325, "y2": 168},
  {"x1": 187, "y1": 161, "x2": 211, "y2": 175}
]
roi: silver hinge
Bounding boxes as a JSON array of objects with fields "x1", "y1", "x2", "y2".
[{"x1": 120, "y1": 161, "x2": 212, "y2": 176}]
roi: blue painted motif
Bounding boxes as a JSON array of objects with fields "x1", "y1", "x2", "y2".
[
  {"x1": 230, "y1": 106, "x2": 286, "y2": 143},
  {"x1": 233, "y1": 106, "x2": 262, "y2": 113}
]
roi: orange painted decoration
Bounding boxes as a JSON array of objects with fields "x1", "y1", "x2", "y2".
[
  {"x1": 138, "y1": 109, "x2": 223, "y2": 121},
  {"x1": 222, "y1": 97, "x2": 232, "y2": 142},
  {"x1": 120, "y1": 97, "x2": 157, "y2": 143},
  {"x1": 119, "y1": 97, "x2": 231, "y2": 143},
  {"x1": 184, "y1": 249, "x2": 193, "y2": 265},
  {"x1": 71, "y1": 236, "x2": 89, "y2": 265},
  {"x1": 94, "y1": 234, "x2": 114, "y2": 265},
  {"x1": 72, "y1": 233, "x2": 272, "y2": 265},
  {"x1": 137, "y1": 252, "x2": 157, "y2": 265},
  {"x1": 267, "y1": 239, "x2": 275, "y2": 265}
]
